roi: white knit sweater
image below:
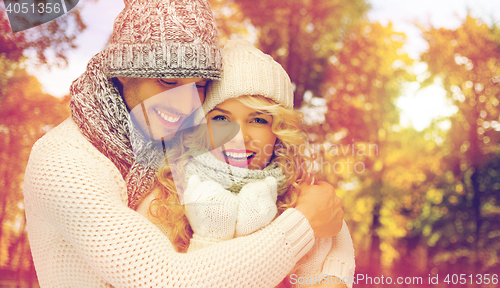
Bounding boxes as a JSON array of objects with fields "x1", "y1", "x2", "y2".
[
  {"x1": 293, "y1": 221, "x2": 355, "y2": 288},
  {"x1": 23, "y1": 117, "x2": 315, "y2": 288},
  {"x1": 178, "y1": 153, "x2": 355, "y2": 288}
]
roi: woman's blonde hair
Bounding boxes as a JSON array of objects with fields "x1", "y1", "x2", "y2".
[{"x1": 149, "y1": 95, "x2": 313, "y2": 252}]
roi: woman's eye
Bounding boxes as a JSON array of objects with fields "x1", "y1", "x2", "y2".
[
  {"x1": 212, "y1": 115, "x2": 229, "y2": 122},
  {"x1": 252, "y1": 118, "x2": 269, "y2": 124}
]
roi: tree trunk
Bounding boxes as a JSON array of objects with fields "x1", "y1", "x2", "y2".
[{"x1": 370, "y1": 200, "x2": 382, "y2": 279}]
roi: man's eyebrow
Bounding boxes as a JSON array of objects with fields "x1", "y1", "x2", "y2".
[{"x1": 212, "y1": 107, "x2": 231, "y2": 114}]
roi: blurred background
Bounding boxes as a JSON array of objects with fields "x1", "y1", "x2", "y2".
[{"x1": 1, "y1": 0, "x2": 499, "y2": 287}]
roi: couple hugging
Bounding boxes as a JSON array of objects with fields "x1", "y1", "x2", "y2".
[{"x1": 23, "y1": 0, "x2": 354, "y2": 287}]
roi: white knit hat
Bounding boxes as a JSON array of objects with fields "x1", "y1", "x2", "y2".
[{"x1": 203, "y1": 39, "x2": 294, "y2": 113}]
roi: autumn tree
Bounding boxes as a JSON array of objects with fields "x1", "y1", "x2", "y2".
[
  {"x1": 317, "y1": 21, "x2": 414, "y2": 278},
  {"x1": 209, "y1": 0, "x2": 370, "y2": 108},
  {"x1": 0, "y1": 56, "x2": 70, "y2": 285},
  {"x1": 418, "y1": 15, "x2": 500, "y2": 275},
  {"x1": 1, "y1": 2, "x2": 91, "y2": 285},
  {"x1": 1, "y1": 1, "x2": 87, "y2": 66}
]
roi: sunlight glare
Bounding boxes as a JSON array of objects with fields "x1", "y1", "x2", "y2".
[{"x1": 397, "y1": 82, "x2": 458, "y2": 131}]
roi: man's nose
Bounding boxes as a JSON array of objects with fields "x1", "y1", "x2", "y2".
[{"x1": 170, "y1": 83, "x2": 202, "y2": 115}]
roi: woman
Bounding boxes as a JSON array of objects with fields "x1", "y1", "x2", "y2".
[{"x1": 139, "y1": 40, "x2": 355, "y2": 287}]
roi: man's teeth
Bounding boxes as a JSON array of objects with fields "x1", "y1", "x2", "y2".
[
  {"x1": 156, "y1": 109, "x2": 180, "y2": 123},
  {"x1": 225, "y1": 152, "x2": 254, "y2": 159}
]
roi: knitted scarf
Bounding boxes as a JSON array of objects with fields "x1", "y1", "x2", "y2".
[
  {"x1": 69, "y1": 53, "x2": 164, "y2": 210},
  {"x1": 184, "y1": 152, "x2": 289, "y2": 196}
]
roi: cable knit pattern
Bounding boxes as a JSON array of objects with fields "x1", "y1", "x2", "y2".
[
  {"x1": 23, "y1": 117, "x2": 316, "y2": 288},
  {"x1": 104, "y1": 0, "x2": 222, "y2": 79}
]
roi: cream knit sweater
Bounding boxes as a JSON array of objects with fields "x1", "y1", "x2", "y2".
[
  {"x1": 178, "y1": 153, "x2": 355, "y2": 288},
  {"x1": 23, "y1": 117, "x2": 315, "y2": 288}
]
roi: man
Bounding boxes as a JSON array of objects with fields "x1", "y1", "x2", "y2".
[{"x1": 23, "y1": 0, "x2": 344, "y2": 287}]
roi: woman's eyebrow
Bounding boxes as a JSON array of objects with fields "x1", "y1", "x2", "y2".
[
  {"x1": 212, "y1": 107, "x2": 231, "y2": 114},
  {"x1": 249, "y1": 111, "x2": 269, "y2": 117}
]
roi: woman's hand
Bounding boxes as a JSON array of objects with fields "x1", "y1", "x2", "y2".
[
  {"x1": 235, "y1": 177, "x2": 278, "y2": 237},
  {"x1": 184, "y1": 175, "x2": 239, "y2": 241},
  {"x1": 294, "y1": 181, "x2": 344, "y2": 238}
]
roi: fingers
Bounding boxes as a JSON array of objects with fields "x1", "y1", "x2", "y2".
[{"x1": 295, "y1": 181, "x2": 346, "y2": 238}]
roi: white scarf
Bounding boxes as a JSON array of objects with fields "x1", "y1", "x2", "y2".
[{"x1": 184, "y1": 152, "x2": 289, "y2": 196}]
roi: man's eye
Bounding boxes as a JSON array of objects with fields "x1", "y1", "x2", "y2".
[
  {"x1": 159, "y1": 79, "x2": 177, "y2": 85},
  {"x1": 196, "y1": 82, "x2": 208, "y2": 88}
]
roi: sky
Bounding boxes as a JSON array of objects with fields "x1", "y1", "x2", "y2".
[{"x1": 22, "y1": 0, "x2": 500, "y2": 132}]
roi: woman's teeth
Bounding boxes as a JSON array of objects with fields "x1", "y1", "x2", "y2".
[
  {"x1": 155, "y1": 109, "x2": 180, "y2": 123},
  {"x1": 224, "y1": 151, "x2": 254, "y2": 159}
]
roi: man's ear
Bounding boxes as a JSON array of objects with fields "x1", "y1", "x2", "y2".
[
  {"x1": 111, "y1": 78, "x2": 124, "y2": 96},
  {"x1": 116, "y1": 77, "x2": 127, "y2": 85}
]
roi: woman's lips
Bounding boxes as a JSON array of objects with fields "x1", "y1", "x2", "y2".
[{"x1": 222, "y1": 149, "x2": 256, "y2": 167}]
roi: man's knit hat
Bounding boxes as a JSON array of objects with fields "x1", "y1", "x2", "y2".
[
  {"x1": 203, "y1": 39, "x2": 294, "y2": 113},
  {"x1": 101, "y1": 0, "x2": 222, "y2": 80}
]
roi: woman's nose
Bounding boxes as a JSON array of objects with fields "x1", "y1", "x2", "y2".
[{"x1": 226, "y1": 125, "x2": 249, "y2": 149}]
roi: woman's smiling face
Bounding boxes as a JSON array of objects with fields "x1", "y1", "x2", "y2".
[{"x1": 207, "y1": 98, "x2": 277, "y2": 170}]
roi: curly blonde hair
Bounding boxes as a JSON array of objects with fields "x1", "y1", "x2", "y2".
[{"x1": 149, "y1": 95, "x2": 313, "y2": 252}]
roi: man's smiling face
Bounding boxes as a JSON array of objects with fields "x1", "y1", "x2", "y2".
[{"x1": 117, "y1": 77, "x2": 208, "y2": 141}]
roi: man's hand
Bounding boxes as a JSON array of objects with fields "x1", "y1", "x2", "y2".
[{"x1": 294, "y1": 181, "x2": 344, "y2": 238}]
